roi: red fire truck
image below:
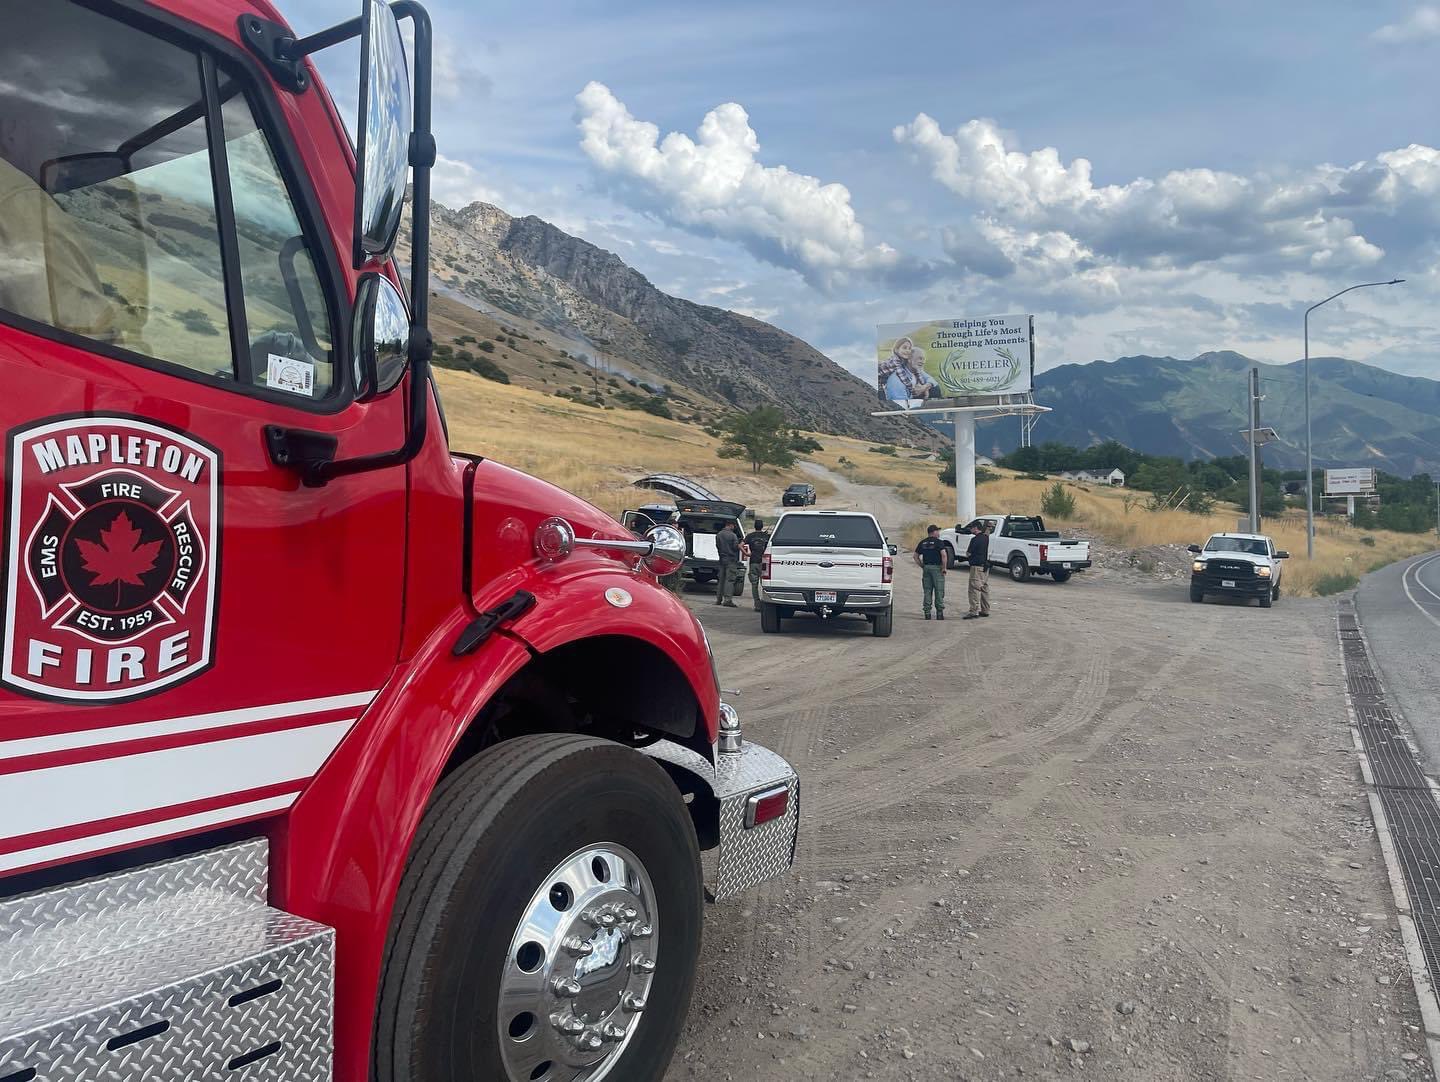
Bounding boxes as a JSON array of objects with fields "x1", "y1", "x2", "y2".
[{"x1": 0, "y1": 2, "x2": 799, "y2": 1079}]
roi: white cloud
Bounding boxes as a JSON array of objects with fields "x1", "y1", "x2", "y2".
[
  {"x1": 892, "y1": 114, "x2": 1414, "y2": 278},
  {"x1": 574, "y1": 81, "x2": 896, "y2": 287},
  {"x1": 1373, "y1": 6, "x2": 1440, "y2": 42}
]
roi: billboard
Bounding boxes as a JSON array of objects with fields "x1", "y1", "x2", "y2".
[
  {"x1": 1325, "y1": 468, "x2": 1377, "y2": 495},
  {"x1": 877, "y1": 315, "x2": 1033, "y2": 410}
]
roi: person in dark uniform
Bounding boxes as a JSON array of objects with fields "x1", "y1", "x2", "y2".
[
  {"x1": 963, "y1": 521, "x2": 992, "y2": 619},
  {"x1": 913, "y1": 524, "x2": 947, "y2": 620},
  {"x1": 715, "y1": 521, "x2": 741, "y2": 607},
  {"x1": 742, "y1": 518, "x2": 770, "y2": 608}
]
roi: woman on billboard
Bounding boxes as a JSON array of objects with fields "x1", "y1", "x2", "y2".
[{"x1": 879, "y1": 336, "x2": 940, "y2": 408}]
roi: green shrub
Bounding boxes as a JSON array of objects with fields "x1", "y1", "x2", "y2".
[
  {"x1": 1040, "y1": 482, "x2": 1077, "y2": 519},
  {"x1": 1020, "y1": 472, "x2": 1049, "y2": 481},
  {"x1": 868, "y1": 445, "x2": 897, "y2": 456},
  {"x1": 975, "y1": 466, "x2": 999, "y2": 484},
  {"x1": 1314, "y1": 572, "x2": 1360, "y2": 596},
  {"x1": 1359, "y1": 536, "x2": 1376, "y2": 547},
  {"x1": 477, "y1": 340, "x2": 496, "y2": 353}
]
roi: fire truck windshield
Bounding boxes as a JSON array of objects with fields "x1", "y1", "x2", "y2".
[{"x1": 0, "y1": 0, "x2": 336, "y2": 398}]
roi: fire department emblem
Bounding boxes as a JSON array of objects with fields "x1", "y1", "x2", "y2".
[{"x1": 3, "y1": 417, "x2": 220, "y2": 702}]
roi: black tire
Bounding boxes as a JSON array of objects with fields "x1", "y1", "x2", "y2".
[
  {"x1": 693, "y1": 571, "x2": 715, "y2": 585},
  {"x1": 1272, "y1": 583, "x2": 1281, "y2": 601},
  {"x1": 1259, "y1": 591, "x2": 1273, "y2": 608},
  {"x1": 1189, "y1": 586, "x2": 1204, "y2": 603},
  {"x1": 941, "y1": 543, "x2": 957, "y2": 570},
  {"x1": 760, "y1": 603, "x2": 782, "y2": 633},
  {"x1": 1051, "y1": 570, "x2": 1072, "y2": 583},
  {"x1": 872, "y1": 606, "x2": 893, "y2": 637},
  {"x1": 373, "y1": 735, "x2": 703, "y2": 1082},
  {"x1": 1008, "y1": 555, "x2": 1030, "y2": 582}
]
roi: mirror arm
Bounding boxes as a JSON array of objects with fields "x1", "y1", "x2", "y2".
[{"x1": 286, "y1": 1, "x2": 437, "y2": 487}]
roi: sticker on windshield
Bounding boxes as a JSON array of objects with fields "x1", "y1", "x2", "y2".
[
  {"x1": 266, "y1": 353, "x2": 315, "y2": 397},
  {"x1": 2, "y1": 416, "x2": 220, "y2": 702}
]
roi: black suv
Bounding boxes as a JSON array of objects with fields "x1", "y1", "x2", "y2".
[{"x1": 782, "y1": 483, "x2": 817, "y2": 506}]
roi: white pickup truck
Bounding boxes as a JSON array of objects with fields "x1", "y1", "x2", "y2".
[
  {"x1": 759, "y1": 510, "x2": 894, "y2": 636},
  {"x1": 940, "y1": 514, "x2": 1092, "y2": 583},
  {"x1": 1187, "y1": 532, "x2": 1289, "y2": 607}
]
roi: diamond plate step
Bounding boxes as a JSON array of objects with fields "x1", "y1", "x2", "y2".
[{"x1": 0, "y1": 840, "x2": 332, "y2": 1081}]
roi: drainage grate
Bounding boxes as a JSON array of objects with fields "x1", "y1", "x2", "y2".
[{"x1": 1340, "y1": 600, "x2": 1440, "y2": 981}]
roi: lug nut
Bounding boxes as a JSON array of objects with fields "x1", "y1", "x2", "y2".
[
  {"x1": 550, "y1": 976, "x2": 582, "y2": 997},
  {"x1": 621, "y1": 992, "x2": 647, "y2": 1012},
  {"x1": 600, "y1": 1022, "x2": 627, "y2": 1042},
  {"x1": 621, "y1": 905, "x2": 638, "y2": 921},
  {"x1": 580, "y1": 908, "x2": 603, "y2": 926},
  {"x1": 632, "y1": 955, "x2": 656, "y2": 974},
  {"x1": 598, "y1": 910, "x2": 618, "y2": 928},
  {"x1": 575, "y1": 1029, "x2": 604, "y2": 1051},
  {"x1": 551, "y1": 1012, "x2": 585, "y2": 1035},
  {"x1": 628, "y1": 922, "x2": 653, "y2": 940},
  {"x1": 562, "y1": 935, "x2": 594, "y2": 957}
]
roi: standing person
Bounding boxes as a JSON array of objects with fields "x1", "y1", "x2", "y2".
[
  {"x1": 963, "y1": 521, "x2": 991, "y2": 620},
  {"x1": 742, "y1": 518, "x2": 771, "y2": 608},
  {"x1": 913, "y1": 524, "x2": 947, "y2": 620},
  {"x1": 714, "y1": 521, "x2": 741, "y2": 607}
]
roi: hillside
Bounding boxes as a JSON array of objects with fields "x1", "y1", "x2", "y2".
[
  {"x1": 1008, "y1": 351, "x2": 1440, "y2": 476},
  {"x1": 399, "y1": 200, "x2": 941, "y2": 447}
]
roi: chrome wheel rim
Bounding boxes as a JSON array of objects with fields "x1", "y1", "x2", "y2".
[{"x1": 498, "y1": 843, "x2": 658, "y2": 1082}]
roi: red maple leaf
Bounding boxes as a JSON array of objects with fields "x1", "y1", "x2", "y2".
[{"x1": 76, "y1": 511, "x2": 162, "y2": 606}]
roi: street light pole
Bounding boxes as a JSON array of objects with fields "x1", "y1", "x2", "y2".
[{"x1": 1303, "y1": 278, "x2": 1404, "y2": 558}]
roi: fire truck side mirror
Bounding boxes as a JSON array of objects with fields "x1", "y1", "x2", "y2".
[
  {"x1": 353, "y1": 0, "x2": 411, "y2": 268},
  {"x1": 352, "y1": 273, "x2": 410, "y2": 401}
]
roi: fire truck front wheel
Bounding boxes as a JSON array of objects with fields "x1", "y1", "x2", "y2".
[{"x1": 374, "y1": 734, "x2": 704, "y2": 1082}]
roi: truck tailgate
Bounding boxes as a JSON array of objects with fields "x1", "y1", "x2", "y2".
[{"x1": 771, "y1": 548, "x2": 886, "y2": 588}]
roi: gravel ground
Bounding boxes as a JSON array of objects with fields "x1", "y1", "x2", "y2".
[{"x1": 667, "y1": 512, "x2": 1429, "y2": 1079}]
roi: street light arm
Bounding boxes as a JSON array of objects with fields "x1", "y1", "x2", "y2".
[{"x1": 1305, "y1": 278, "x2": 1406, "y2": 319}]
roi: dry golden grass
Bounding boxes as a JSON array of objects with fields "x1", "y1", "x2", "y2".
[{"x1": 436, "y1": 369, "x2": 810, "y2": 516}]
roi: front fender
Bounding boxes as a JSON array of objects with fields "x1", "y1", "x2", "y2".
[{"x1": 494, "y1": 556, "x2": 722, "y2": 747}]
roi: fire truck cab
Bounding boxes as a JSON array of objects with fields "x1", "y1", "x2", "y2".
[{"x1": 0, "y1": 2, "x2": 799, "y2": 1080}]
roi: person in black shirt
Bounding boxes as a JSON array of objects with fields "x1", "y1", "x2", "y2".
[
  {"x1": 963, "y1": 521, "x2": 992, "y2": 619},
  {"x1": 913, "y1": 524, "x2": 947, "y2": 620},
  {"x1": 742, "y1": 519, "x2": 770, "y2": 608}
]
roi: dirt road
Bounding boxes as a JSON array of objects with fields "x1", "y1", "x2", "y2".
[{"x1": 669, "y1": 517, "x2": 1429, "y2": 1078}]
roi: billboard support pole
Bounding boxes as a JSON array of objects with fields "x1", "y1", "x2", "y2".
[{"x1": 954, "y1": 412, "x2": 976, "y2": 526}]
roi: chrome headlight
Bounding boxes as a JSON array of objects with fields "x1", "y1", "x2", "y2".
[
  {"x1": 1192, "y1": 560, "x2": 1206, "y2": 573},
  {"x1": 1255, "y1": 565, "x2": 1271, "y2": 577}
]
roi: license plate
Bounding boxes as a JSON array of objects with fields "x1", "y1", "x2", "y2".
[
  {"x1": 814, "y1": 591, "x2": 837, "y2": 604},
  {"x1": 1222, "y1": 579, "x2": 1236, "y2": 588},
  {"x1": 1062, "y1": 562, "x2": 1071, "y2": 569}
]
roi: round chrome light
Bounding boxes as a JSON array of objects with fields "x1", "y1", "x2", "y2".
[{"x1": 534, "y1": 516, "x2": 576, "y2": 562}]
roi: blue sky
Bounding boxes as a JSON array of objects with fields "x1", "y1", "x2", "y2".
[{"x1": 290, "y1": 0, "x2": 1440, "y2": 381}]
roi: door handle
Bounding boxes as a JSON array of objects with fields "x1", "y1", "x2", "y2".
[{"x1": 265, "y1": 425, "x2": 338, "y2": 487}]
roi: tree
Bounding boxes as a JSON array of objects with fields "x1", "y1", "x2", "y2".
[
  {"x1": 1040, "y1": 482, "x2": 1077, "y2": 519},
  {"x1": 716, "y1": 407, "x2": 796, "y2": 474}
]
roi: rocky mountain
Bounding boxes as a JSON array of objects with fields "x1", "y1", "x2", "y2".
[
  {"x1": 1000, "y1": 351, "x2": 1440, "y2": 477},
  {"x1": 403, "y1": 200, "x2": 940, "y2": 446}
]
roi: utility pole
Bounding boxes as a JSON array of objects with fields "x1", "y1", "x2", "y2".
[{"x1": 1248, "y1": 367, "x2": 1262, "y2": 534}]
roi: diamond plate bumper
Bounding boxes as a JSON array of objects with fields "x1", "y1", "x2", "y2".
[
  {"x1": 0, "y1": 840, "x2": 333, "y2": 1081},
  {"x1": 642, "y1": 738, "x2": 799, "y2": 902}
]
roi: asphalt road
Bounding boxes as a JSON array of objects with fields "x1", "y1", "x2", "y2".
[
  {"x1": 667, "y1": 540, "x2": 1429, "y2": 1079},
  {"x1": 1358, "y1": 550, "x2": 1440, "y2": 769}
]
